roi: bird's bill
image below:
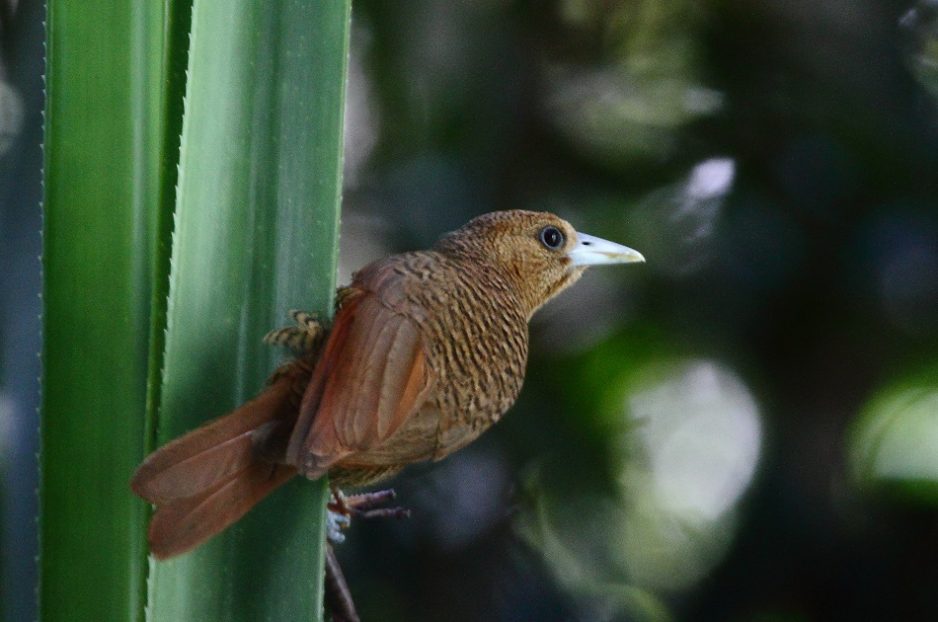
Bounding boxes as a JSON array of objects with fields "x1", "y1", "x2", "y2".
[{"x1": 568, "y1": 233, "x2": 645, "y2": 266}]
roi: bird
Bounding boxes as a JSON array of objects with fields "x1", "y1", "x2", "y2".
[{"x1": 131, "y1": 209, "x2": 644, "y2": 559}]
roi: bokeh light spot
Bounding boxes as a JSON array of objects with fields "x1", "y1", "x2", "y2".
[
  {"x1": 626, "y1": 360, "x2": 761, "y2": 523},
  {"x1": 520, "y1": 356, "x2": 763, "y2": 611},
  {"x1": 850, "y1": 369, "x2": 938, "y2": 496}
]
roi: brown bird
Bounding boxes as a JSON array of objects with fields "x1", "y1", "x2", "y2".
[{"x1": 131, "y1": 210, "x2": 644, "y2": 559}]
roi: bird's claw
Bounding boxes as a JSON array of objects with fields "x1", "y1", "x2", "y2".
[
  {"x1": 327, "y1": 511, "x2": 351, "y2": 544},
  {"x1": 326, "y1": 488, "x2": 411, "y2": 544}
]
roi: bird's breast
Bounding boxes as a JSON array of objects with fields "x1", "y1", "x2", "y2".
[
  {"x1": 407, "y1": 256, "x2": 529, "y2": 426},
  {"x1": 352, "y1": 251, "x2": 530, "y2": 462}
]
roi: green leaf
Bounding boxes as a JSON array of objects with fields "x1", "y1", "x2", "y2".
[
  {"x1": 849, "y1": 365, "x2": 938, "y2": 501},
  {"x1": 146, "y1": 2, "x2": 351, "y2": 621},
  {"x1": 41, "y1": 2, "x2": 175, "y2": 620}
]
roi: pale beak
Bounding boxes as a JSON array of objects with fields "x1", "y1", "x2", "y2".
[{"x1": 568, "y1": 232, "x2": 645, "y2": 267}]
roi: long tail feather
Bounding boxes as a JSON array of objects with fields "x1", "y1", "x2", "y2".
[
  {"x1": 131, "y1": 378, "x2": 295, "y2": 504},
  {"x1": 131, "y1": 359, "x2": 312, "y2": 558},
  {"x1": 147, "y1": 463, "x2": 296, "y2": 559}
]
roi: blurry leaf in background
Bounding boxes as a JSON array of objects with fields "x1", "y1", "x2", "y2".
[
  {"x1": 547, "y1": 0, "x2": 722, "y2": 167},
  {"x1": 849, "y1": 364, "x2": 938, "y2": 500},
  {"x1": 407, "y1": 444, "x2": 512, "y2": 552},
  {"x1": 0, "y1": 78, "x2": 23, "y2": 156},
  {"x1": 546, "y1": 68, "x2": 722, "y2": 166},
  {"x1": 1, "y1": 4, "x2": 43, "y2": 621},
  {"x1": 520, "y1": 355, "x2": 762, "y2": 617},
  {"x1": 522, "y1": 487, "x2": 674, "y2": 622},
  {"x1": 900, "y1": 0, "x2": 938, "y2": 101},
  {"x1": 629, "y1": 157, "x2": 736, "y2": 277},
  {"x1": 858, "y1": 209, "x2": 938, "y2": 337},
  {"x1": 343, "y1": 22, "x2": 381, "y2": 189}
]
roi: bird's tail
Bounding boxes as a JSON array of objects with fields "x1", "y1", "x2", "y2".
[{"x1": 131, "y1": 361, "x2": 310, "y2": 559}]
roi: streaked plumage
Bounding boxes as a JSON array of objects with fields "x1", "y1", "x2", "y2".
[{"x1": 132, "y1": 210, "x2": 643, "y2": 558}]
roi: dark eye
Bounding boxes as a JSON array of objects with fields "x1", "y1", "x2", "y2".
[{"x1": 539, "y1": 225, "x2": 565, "y2": 250}]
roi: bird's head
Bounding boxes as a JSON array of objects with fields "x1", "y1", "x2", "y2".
[{"x1": 435, "y1": 210, "x2": 644, "y2": 316}]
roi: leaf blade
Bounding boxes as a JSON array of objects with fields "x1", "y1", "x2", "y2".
[
  {"x1": 41, "y1": 2, "x2": 172, "y2": 620},
  {"x1": 146, "y1": 2, "x2": 351, "y2": 620}
]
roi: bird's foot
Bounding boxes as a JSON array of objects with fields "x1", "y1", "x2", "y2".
[
  {"x1": 336, "y1": 489, "x2": 412, "y2": 520},
  {"x1": 326, "y1": 488, "x2": 411, "y2": 544}
]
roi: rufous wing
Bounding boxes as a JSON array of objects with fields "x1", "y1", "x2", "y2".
[{"x1": 286, "y1": 288, "x2": 435, "y2": 478}]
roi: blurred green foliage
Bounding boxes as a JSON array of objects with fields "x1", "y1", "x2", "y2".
[
  {"x1": 850, "y1": 364, "x2": 938, "y2": 500},
  {"x1": 337, "y1": 0, "x2": 938, "y2": 620},
  {"x1": 6, "y1": 0, "x2": 938, "y2": 621}
]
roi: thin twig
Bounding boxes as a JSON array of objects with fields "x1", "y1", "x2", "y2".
[{"x1": 324, "y1": 543, "x2": 360, "y2": 622}]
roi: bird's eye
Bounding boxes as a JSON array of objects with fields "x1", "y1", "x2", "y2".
[{"x1": 539, "y1": 226, "x2": 565, "y2": 250}]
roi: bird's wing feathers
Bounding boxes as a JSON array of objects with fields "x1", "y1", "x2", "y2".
[{"x1": 286, "y1": 286, "x2": 435, "y2": 477}]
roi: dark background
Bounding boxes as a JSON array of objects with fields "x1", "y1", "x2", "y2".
[{"x1": 5, "y1": 1, "x2": 938, "y2": 620}]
